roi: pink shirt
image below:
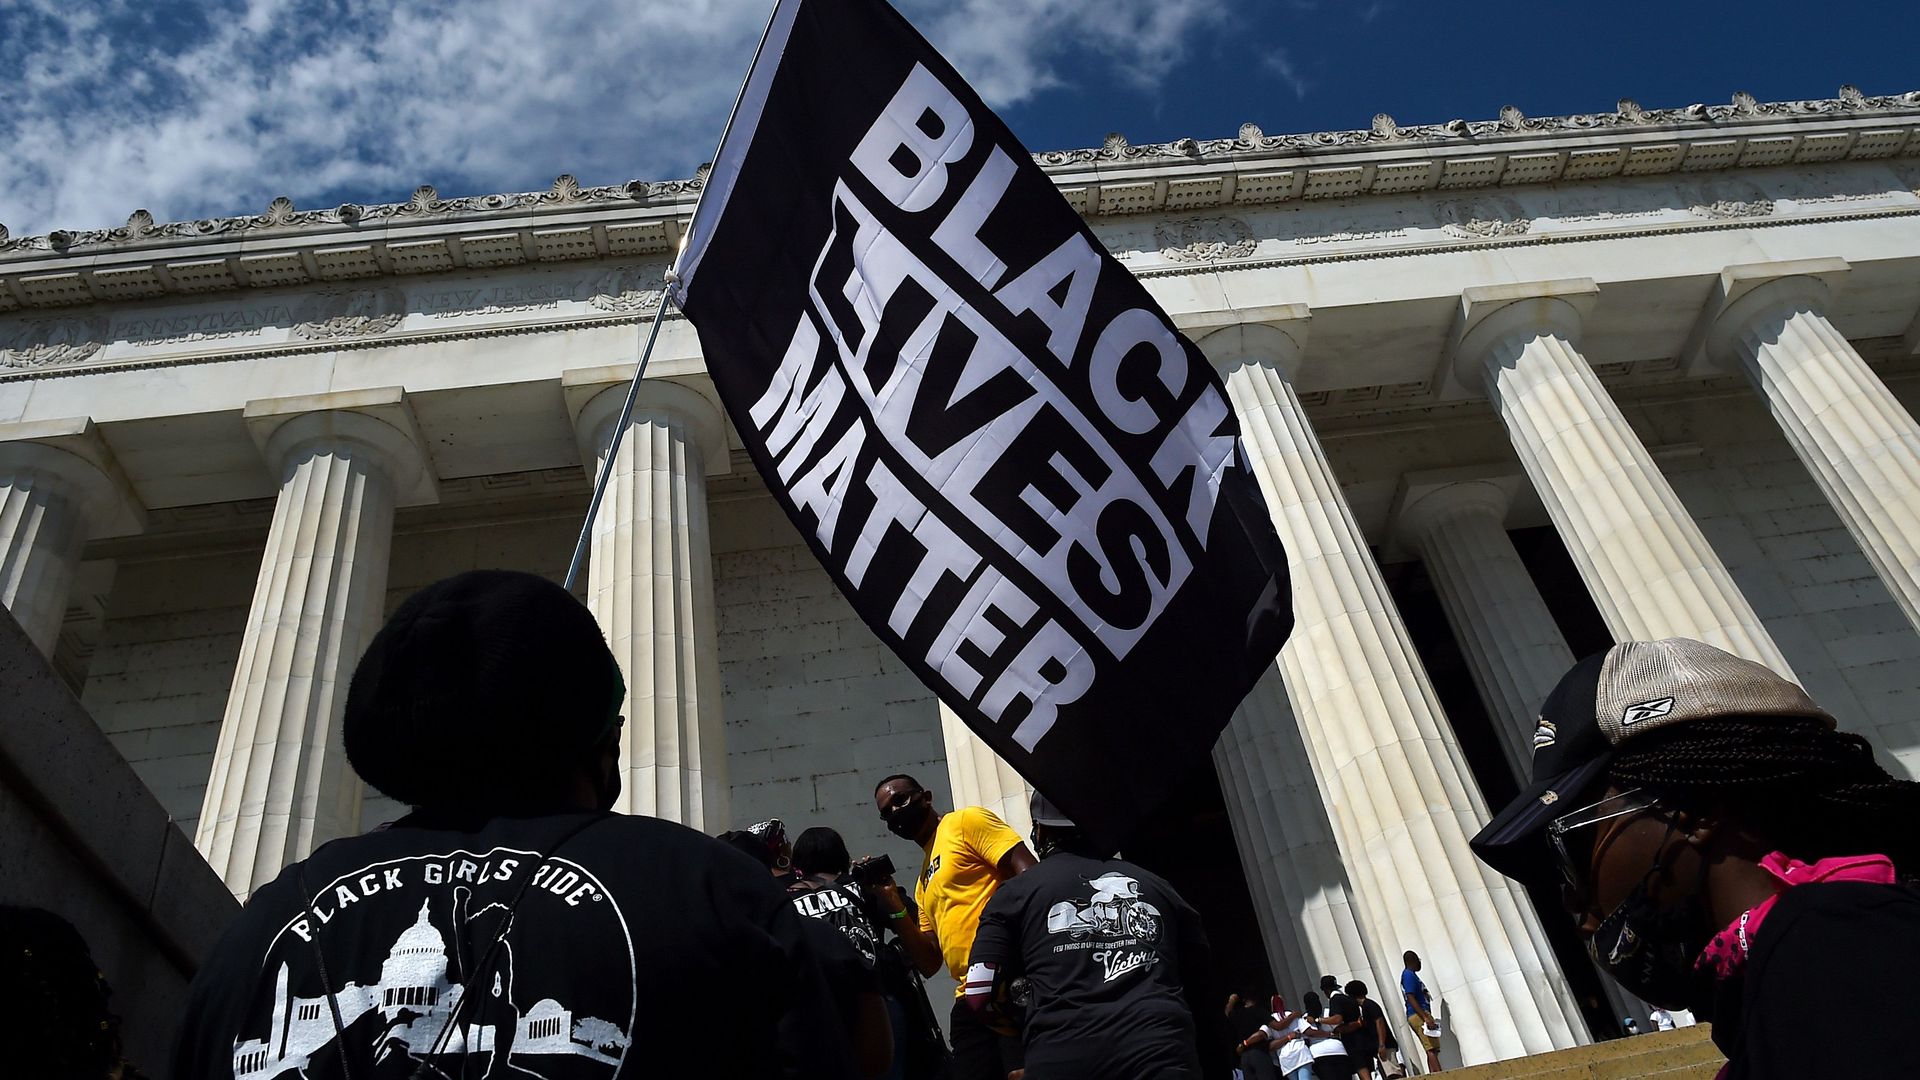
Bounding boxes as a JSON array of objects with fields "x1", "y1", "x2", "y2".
[
  {"x1": 1695, "y1": 851, "x2": 1897, "y2": 980},
  {"x1": 1696, "y1": 852, "x2": 1896, "y2": 1080}
]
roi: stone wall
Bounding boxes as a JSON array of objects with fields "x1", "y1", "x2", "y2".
[
  {"x1": 711, "y1": 488, "x2": 947, "y2": 849},
  {"x1": 81, "y1": 547, "x2": 255, "y2": 835},
  {"x1": 709, "y1": 486, "x2": 957, "y2": 1004}
]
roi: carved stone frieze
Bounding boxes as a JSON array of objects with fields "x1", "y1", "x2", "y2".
[
  {"x1": 1679, "y1": 178, "x2": 1777, "y2": 221},
  {"x1": 1447, "y1": 217, "x2": 1534, "y2": 238},
  {"x1": 1689, "y1": 199, "x2": 1776, "y2": 220},
  {"x1": 1435, "y1": 195, "x2": 1532, "y2": 238},
  {"x1": 0, "y1": 316, "x2": 109, "y2": 369},
  {"x1": 290, "y1": 287, "x2": 407, "y2": 340},
  {"x1": 1154, "y1": 217, "x2": 1258, "y2": 262},
  {"x1": 585, "y1": 265, "x2": 666, "y2": 313}
]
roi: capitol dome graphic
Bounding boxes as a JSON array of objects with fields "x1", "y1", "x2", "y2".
[{"x1": 230, "y1": 862, "x2": 633, "y2": 1079}]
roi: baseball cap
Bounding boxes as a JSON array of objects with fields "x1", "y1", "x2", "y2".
[
  {"x1": 1470, "y1": 638, "x2": 1832, "y2": 882},
  {"x1": 1030, "y1": 791, "x2": 1075, "y2": 828}
]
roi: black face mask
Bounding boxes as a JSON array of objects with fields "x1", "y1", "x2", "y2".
[
  {"x1": 886, "y1": 795, "x2": 933, "y2": 840},
  {"x1": 1587, "y1": 830, "x2": 1716, "y2": 1009}
]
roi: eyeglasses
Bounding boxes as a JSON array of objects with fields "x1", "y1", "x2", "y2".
[
  {"x1": 879, "y1": 787, "x2": 921, "y2": 818},
  {"x1": 1546, "y1": 788, "x2": 1659, "y2": 891}
]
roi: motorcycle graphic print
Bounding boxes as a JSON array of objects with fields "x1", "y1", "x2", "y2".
[
  {"x1": 1045, "y1": 872, "x2": 1162, "y2": 941},
  {"x1": 1043, "y1": 872, "x2": 1164, "y2": 983}
]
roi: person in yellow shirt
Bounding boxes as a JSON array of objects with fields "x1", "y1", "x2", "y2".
[{"x1": 873, "y1": 773, "x2": 1037, "y2": 1080}]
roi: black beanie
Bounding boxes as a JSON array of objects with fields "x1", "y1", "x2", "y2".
[{"x1": 343, "y1": 570, "x2": 624, "y2": 810}]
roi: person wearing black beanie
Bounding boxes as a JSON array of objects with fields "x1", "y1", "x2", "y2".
[
  {"x1": 342, "y1": 568, "x2": 628, "y2": 817},
  {"x1": 174, "y1": 570, "x2": 857, "y2": 1079}
]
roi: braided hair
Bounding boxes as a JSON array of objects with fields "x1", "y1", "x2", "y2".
[{"x1": 1607, "y1": 715, "x2": 1920, "y2": 877}]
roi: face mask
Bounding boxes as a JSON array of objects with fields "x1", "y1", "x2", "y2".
[
  {"x1": 886, "y1": 795, "x2": 932, "y2": 840},
  {"x1": 1032, "y1": 826, "x2": 1059, "y2": 860},
  {"x1": 1587, "y1": 834, "x2": 1715, "y2": 1009}
]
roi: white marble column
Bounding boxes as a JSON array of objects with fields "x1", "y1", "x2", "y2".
[
  {"x1": 1212, "y1": 712, "x2": 1308, "y2": 996},
  {"x1": 1707, "y1": 260, "x2": 1920, "y2": 637},
  {"x1": 939, "y1": 704, "x2": 1033, "y2": 836},
  {"x1": 570, "y1": 376, "x2": 728, "y2": 829},
  {"x1": 0, "y1": 420, "x2": 144, "y2": 655},
  {"x1": 1396, "y1": 480, "x2": 1573, "y2": 780},
  {"x1": 1395, "y1": 478, "x2": 1660, "y2": 1031},
  {"x1": 197, "y1": 391, "x2": 437, "y2": 896},
  {"x1": 1202, "y1": 317, "x2": 1587, "y2": 1064},
  {"x1": 1455, "y1": 281, "x2": 1792, "y2": 676},
  {"x1": 1213, "y1": 667, "x2": 1372, "y2": 1000}
]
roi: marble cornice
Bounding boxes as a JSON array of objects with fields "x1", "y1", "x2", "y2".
[
  {"x1": 1, "y1": 87, "x2": 1916, "y2": 315},
  {"x1": 5, "y1": 193, "x2": 1919, "y2": 383}
]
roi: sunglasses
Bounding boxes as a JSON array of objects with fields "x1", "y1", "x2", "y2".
[
  {"x1": 879, "y1": 787, "x2": 921, "y2": 817},
  {"x1": 1545, "y1": 787, "x2": 1659, "y2": 891}
]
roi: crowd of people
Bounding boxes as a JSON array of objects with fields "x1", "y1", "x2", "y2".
[
  {"x1": 1223, "y1": 955, "x2": 1440, "y2": 1080},
  {"x1": 144, "y1": 572, "x2": 1920, "y2": 1079},
  {"x1": 162, "y1": 571, "x2": 1236, "y2": 1079}
]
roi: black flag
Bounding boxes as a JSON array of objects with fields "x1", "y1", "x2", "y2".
[{"x1": 672, "y1": 0, "x2": 1291, "y2": 846}]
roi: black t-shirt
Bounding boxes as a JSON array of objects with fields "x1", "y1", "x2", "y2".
[
  {"x1": 786, "y1": 873, "x2": 883, "y2": 1046},
  {"x1": 172, "y1": 810, "x2": 855, "y2": 1079},
  {"x1": 1228, "y1": 999, "x2": 1270, "y2": 1042},
  {"x1": 969, "y1": 853, "x2": 1214, "y2": 1079},
  {"x1": 797, "y1": 911, "x2": 881, "y2": 1051},
  {"x1": 1342, "y1": 997, "x2": 1385, "y2": 1056},
  {"x1": 789, "y1": 874, "x2": 882, "y2": 969},
  {"x1": 1712, "y1": 879, "x2": 1920, "y2": 1080},
  {"x1": 1320, "y1": 992, "x2": 1353, "y2": 1056}
]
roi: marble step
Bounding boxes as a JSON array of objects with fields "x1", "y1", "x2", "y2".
[{"x1": 1443, "y1": 1025, "x2": 1722, "y2": 1080}]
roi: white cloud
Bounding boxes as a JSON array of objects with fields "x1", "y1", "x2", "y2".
[
  {"x1": 0, "y1": 0, "x2": 1226, "y2": 237},
  {"x1": 1263, "y1": 49, "x2": 1311, "y2": 100}
]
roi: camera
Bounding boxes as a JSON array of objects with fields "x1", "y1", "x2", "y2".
[{"x1": 849, "y1": 853, "x2": 895, "y2": 887}]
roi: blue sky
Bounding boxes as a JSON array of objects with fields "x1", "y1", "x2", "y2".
[{"x1": 1, "y1": 0, "x2": 1913, "y2": 238}]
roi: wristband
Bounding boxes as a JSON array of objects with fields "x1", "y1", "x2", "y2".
[{"x1": 888, "y1": 907, "x2": 911, "y2": 920}]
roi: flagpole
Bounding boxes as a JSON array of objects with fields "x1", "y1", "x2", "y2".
[
  {"x1": 562, "y1": 299, "x2": 674, "y2": 592},
  {"x1": 561, "y1": 0, "x2": 788, "y2": 593}
]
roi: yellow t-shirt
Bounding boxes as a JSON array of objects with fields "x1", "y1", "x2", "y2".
[{"x1": 912, "y1": 806, "x2": 1024, "y2": 995}]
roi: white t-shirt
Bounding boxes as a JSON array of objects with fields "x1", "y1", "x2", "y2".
[
  {"x1": 1306, "y1": 1014, "x2": 1348, "y2": 1060},
  {"x1": 1262, "y1": 1014, "x2": 1314, "y2": 1074}
]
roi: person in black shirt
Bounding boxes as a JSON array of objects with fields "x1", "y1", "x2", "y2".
[
  {"x1": 964, "y1": 792, "x2": 1225, "y2": 1079},
  {"x1": 1340, "y1": 981, "x2": 1391, "y2": 1080},
  {"x1": 171, "y1": 570, "x2": 855, "y2": 1079},
  {"x1": 788, "y1": 826, "x2": 883, "y2": 968},
  {"x1": 1225, "y1": 992, "x2": 1281, "y2": 1080},
  {"x1": 721, "y1": 825, "x2": 893, "y2": 1078},
  {"x1": 1311, "y1": 976, "x2": 1357, "y2": 1080},
  {"x1": 1470, "y1": 638, "x2": 1920, "y2": 1080},
  {"x1": 792, "y1": 827, "x2": 953, "y2": 1080}
]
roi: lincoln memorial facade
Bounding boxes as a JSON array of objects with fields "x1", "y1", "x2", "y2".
[{"x1": 5, "y1": 87, "x2": 1920, "y2": 1067}]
